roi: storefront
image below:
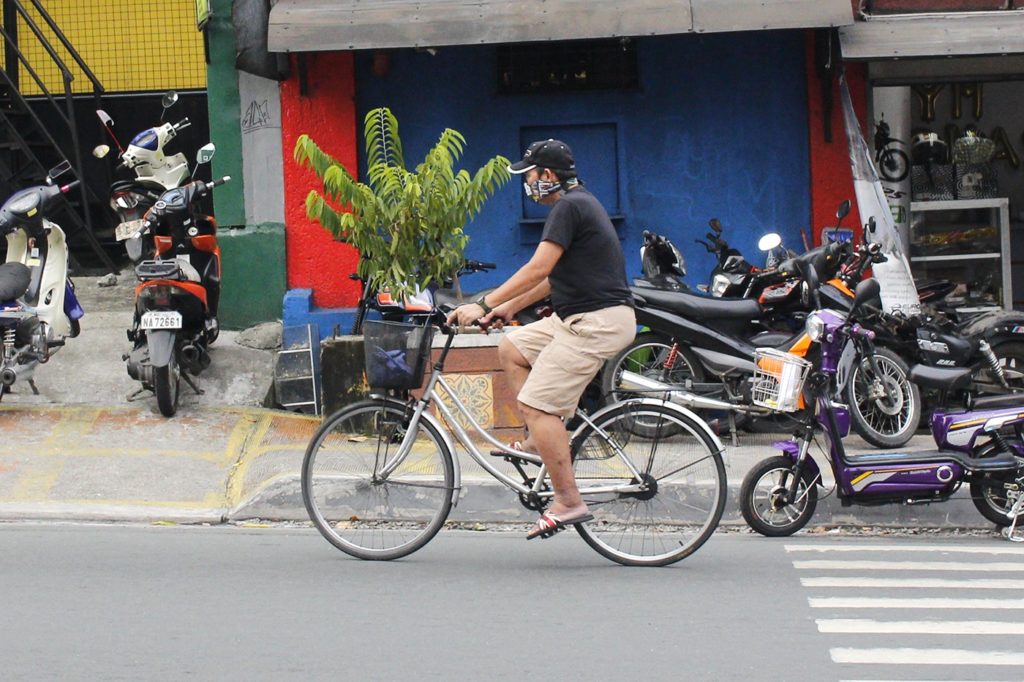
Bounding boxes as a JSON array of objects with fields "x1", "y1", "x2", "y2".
[
  {"x1": 839, "y1": 5, "x2": 1024, "y2": 311},
  {"x1": 262, "y1": 0, "x2": 853, "y2": 333}
]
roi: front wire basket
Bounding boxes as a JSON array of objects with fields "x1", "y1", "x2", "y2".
[
  {"x1": 750, "y1": 348, "x2": 812, "y2": 412},
  {"x1": 363, "y1": 319, "x2": 434, "y2": 390}
]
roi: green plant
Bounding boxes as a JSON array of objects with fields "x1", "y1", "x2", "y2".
[{"x1": 294, "y1": 107, "x2": 511, "y2": 301}]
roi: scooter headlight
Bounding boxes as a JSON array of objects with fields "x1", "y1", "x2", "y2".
[
  {"x1": 805, "y1": 311, "x2": 825, "y2": 342},
  {"x1": 711, "y1": 274, "x2": 730, "y2": 297}
]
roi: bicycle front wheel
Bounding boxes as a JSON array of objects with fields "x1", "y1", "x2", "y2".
[
  {"x1": 571, "y1": 401, "x2": 726, "y2": 567},
  {"x1": 302, "y1": 399, "x2": 455, "y2": 560}
]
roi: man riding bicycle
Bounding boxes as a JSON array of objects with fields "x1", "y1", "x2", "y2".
[{"x1": 448, "y1": 139, "x2": 635, "y2": 540}]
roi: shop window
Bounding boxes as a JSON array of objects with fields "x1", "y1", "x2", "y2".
[
  {"x1": 497, "y1": 40, "x2": 638, "y2": 94},
  {"x1": 517, "y1": 122, "x2": 623, "y2": 243}
]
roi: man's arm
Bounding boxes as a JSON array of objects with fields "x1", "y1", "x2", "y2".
[{"x1": 447, "y1": 241, "x2": 562, "y2": 326}]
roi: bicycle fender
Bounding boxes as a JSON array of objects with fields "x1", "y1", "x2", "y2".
[
  {"x1": 364, "y1": 395, "x2": 463, "y2": 508},
  {"x1": 146, "y1": 329, "x2": 177, "y2": 368},
  {"x1": 572, "y1": 398, "x2": 726, "y2": 456}
]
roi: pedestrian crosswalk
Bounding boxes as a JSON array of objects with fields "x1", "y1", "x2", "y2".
[{"x1": 786, "y1": 541, "x2": 1024, "y2": 681}]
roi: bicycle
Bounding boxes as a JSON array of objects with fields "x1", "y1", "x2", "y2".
[{"x1": 301, "y1": 310, "x2": 728, "y2": 566}]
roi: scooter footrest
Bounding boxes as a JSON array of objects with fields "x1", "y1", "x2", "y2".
[{"x1": 135, "y1": 260, "x2": 181, "y2": 281}]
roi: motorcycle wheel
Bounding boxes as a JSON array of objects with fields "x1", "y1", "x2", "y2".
[
  {"x1": 740, "y1": 456, "x2": 818, "y2": 537},
  {"x1": 154, "y1": 353, "x2": 181, "y2": 418},
  {"x1": 969, "y1": 436, "x2": 1023, "y2": 526},
  {"x1": 971, "y1": 475, "x2": 1023, "y2": 527},
  {"x1": 846, "y1": 347, "x2": 921, "y2": 448},
  {"x1": 989, "y1": 342, "x2": 1024, "y2": 391},
  {"x1": 600, "y1": 332, "x2": 704, "y2": 437}
]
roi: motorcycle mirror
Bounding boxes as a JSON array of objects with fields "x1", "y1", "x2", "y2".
[
  {"x1": 46, "y1": 160, "x2": 72, "y2": 184},
  {"x1": 794, "y1": 258, "x2": 822, "y2": 309},
  {"x1": 92, "y1": 144, "x2": 110, "y2": 159},
  {"x1": 850, "y1": 278, "x2": 880, "y2": 317},
  {"x1": 708, "y1": 218, "x2": 723, "y2": 234},
  {"x1": 866, "y1": 216, "x2": 877, "y2": 234},
  {"x1": 161, "y1": 91, "x2": 179, "y2": 109},
  {"x1": 836, "y1": 200, "x2": 851, "y2": 221},
  {"x1": 757, "y1": 233, "x2": 782, "y2": 252},
  {"x1": 196, "y1": 143, "x2": 216, "y2": 165},
  {"x1": 96, "y1": 109, "x2": 114, "y2": 128},
  {"x1": 126, "y1": 235, "x2": 144, "y2": 262}
]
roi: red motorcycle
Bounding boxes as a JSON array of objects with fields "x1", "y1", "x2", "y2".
[{"x1": 121, "y1": 173, "x2": 230, "y2": 416}]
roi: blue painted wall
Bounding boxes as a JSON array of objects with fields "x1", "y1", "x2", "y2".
[{"x1": 354, "y1": 31, "x2": 810, "y2": 291}]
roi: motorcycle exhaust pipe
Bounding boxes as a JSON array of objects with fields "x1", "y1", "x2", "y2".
[
  {"x1": 1, "y1": 367, "x2": 15, "y2": 387},
  {"x1": 618, "y1": 370, "x2": 740, "y2": 412},
  {"x1": 180, "y1": 344, "x2": 211, "y2": 374}
]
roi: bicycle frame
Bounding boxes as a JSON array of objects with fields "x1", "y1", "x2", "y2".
[{"x1": 375, "y1": 329, "x2": 709, "y2": 507}]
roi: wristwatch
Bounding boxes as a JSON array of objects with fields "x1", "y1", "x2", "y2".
[{"x1": 475, "y1": 294, "x2": 493, "y2": 314}]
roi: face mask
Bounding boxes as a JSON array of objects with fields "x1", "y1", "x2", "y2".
[{"x1": 523, "y1": 178, "x2": 560, "y2": 202}]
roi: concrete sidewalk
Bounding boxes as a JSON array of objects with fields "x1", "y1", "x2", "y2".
[
  {"x1": 0, "y1": 401, "x2": 998, "y2": 528},
  {"x1": 0, "y1": 275, "x2": 1004, "y2": 529}
]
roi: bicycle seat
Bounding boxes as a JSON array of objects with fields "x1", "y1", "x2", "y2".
[{"x1": 0, "y1": 262, "x2": 30, "y2": 301}]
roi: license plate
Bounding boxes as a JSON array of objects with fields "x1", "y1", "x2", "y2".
[
  {"x1": 140, "y1": 311, "x2": 182, "y2": 330},
  {"x1": 115, "y1": 219, "x2": 145, "y2": 241}
]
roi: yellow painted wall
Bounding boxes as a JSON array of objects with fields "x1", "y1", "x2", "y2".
[{"x1": 8, "y1": 0, "x2": 206, "y2": 95}]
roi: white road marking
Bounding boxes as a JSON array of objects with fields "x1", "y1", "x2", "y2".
[
  {"x1": 802, "y1": 577, "x2": 1024, "y2": 589},
  {"x1": 818, "y1": 619, "x2": 1024, "y2": 635},
  {"x1": 808, "y1": 597, "x2": 1024, "y2": 610},
  {"x1": 794, "y1": 560, "x2": 1024, "y2": 572},
  {"x1": 830, "y1": 648, "x2": 1024, "y2": 665},
  {"x1": 786, "y1": 543, "x2": 1024, "y2": 555}
]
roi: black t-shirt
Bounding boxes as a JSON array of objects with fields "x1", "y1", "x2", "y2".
[{"x1": 540, "y1": 187, "x2": 634, "y2": 317}]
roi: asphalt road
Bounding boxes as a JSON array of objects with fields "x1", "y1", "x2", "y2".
[{"x1": 1, "y1": 525, "x2": 1022, "y2": 681}]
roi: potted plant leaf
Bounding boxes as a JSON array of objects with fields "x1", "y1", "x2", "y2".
[{"x1": 294, "y1": 107, "x2": 511, "y2": 308}]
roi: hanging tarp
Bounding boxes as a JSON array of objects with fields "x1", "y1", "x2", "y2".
[{"x1": 839, "y1": 71, "x2": 920, "y2": 316}]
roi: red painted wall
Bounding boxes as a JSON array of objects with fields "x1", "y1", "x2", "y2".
[
  {"x1": 280, "y1": 52, "x2": 360, "y2": 308},
  {"x1": 805, "y1": 32, "x2": 868, "y2": 246}
]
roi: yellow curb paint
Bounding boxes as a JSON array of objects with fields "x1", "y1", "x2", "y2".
[
  {"x1": 10, "y1": 460, "x2": 66, "y2": 501},
  {"x1": 225, "y1": 413, "x2": 276, "y2": 508}
]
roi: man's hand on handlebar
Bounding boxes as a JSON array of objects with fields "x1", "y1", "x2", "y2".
[{"x1": 446, "y1": 301, "x2": 514, "y2": 331}]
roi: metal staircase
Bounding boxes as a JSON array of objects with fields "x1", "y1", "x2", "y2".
[{"x1": 0, "y1": 0, "x2": 115, "y2": 271}]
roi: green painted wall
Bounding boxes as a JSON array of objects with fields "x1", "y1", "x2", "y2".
[
  {"x1": 218, "y1": 223, "x2": 286, "y2": 329},
  {"x1": 206, "y1": 0, "x2": 245, "y2": 226}
]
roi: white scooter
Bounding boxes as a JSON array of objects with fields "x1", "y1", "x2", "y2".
[
  {"x1": 94, "y1": 90, "x2": 192, "y2": 189},
  {"x1": 0, "y1": 161, "x2": 84, "y2": 400},
  {"x1": 93, "y1": 91, "x2": 193, "y2": 247}
]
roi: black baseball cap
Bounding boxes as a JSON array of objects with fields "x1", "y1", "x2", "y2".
[{"x1": 508, "y1": 139, "x2": 575, "y2": 174}]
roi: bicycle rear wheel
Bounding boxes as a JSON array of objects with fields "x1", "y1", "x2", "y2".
[
  {"x1": 571, "y1": 401, "x2": 726, "y2": 567},
  {"x1": 302, "y1": 398, "x2": 455, "y2": 560}
]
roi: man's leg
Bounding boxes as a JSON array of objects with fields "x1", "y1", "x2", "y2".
[
  {"x1": 498, "y1": 336, "x2": 531, "y2": 398},
  {"x1": 520, "y1": 403, "x2": 586, "y2": 515}
]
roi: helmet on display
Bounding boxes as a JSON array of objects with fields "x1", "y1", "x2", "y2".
[{"x1": 912, "y1": 132, "x2": 949, "y2": 165}]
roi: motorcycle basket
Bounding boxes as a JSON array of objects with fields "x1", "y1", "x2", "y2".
[
  {"x1": 751, "y1": 348, "x2": 811, "y2": 413},
  {"x1": 363, "y1": 319, "x2": 433, "y2": 390}
]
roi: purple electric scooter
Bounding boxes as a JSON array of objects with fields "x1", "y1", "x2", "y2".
[{"x1": 739, "y1": 275, "x2": 1024, "y2": 541}]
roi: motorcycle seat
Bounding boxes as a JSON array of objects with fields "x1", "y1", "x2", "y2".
[
  {"x1": 0, "y1": 262, "x2": 30, "y2": 301},
  {"x1": 909, "y1": 364, "x2": 972, "y2": 391},
  {"x1": 433, "y1": 288, "x2": 489, "y2": 310},
  {"x1": 844, "y1": 448, "x2": 1018, "y2": 472},
  {"x1": 631, "y1": 287, "x2": 761, "y2": 321}
]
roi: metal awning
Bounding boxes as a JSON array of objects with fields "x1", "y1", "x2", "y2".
[
  {"x1": 268, "y1": 0, "x2": 853, "y2": 52},
  {"x1": 840, "y1": 11, "x2": 1024, "y2": 60}
]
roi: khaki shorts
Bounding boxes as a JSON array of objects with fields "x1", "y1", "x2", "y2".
[{"x1": 506, "y1": 305, "x2": 636, "y2": 419}]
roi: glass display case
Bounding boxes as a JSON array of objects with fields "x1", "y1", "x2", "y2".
[{"x1": 909, "y1": 198, "x2": 1011, "y2": 312}]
